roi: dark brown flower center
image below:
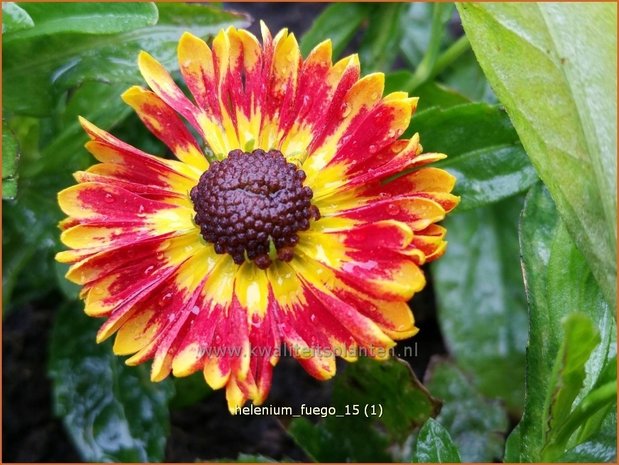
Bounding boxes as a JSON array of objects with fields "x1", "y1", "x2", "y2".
[{"x1": 191, "y1": 149, "x2": 320, "y2": 269}]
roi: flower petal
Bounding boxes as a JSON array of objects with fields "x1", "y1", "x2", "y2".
[{"x1": 122, "y1": 86, "x2": 208, "y2": 170}]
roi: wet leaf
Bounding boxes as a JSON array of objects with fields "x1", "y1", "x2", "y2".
[
  {"x1": 512, "y1": 184, "x2": 616, "y2": 461},
  {"x1": 424, "y1": 359, "x2": 509, "y2": 462},
  {"x1": 431, "y1": 195, "x2": 528, "y2": 410},
  {"x1": 288, "y1": 358, "x2": 440, "y2": 462},
  {"x1": 2, "y1": 3, "x2": 33, "y2": 35},
  {"x1": 458, "y1": 3, "x2": 617, "y2": 305},
  {"x1": 6, "y1": 2, "x2": 158, "y2": 41},
  {"x1": 410, "y1": 104, "x2": 538, "y2": 210},
  {"x1": 386, "y1": 71, "x2": 469, "y2": 113},
  {"x1": 3, "y1": 3, "x2": 249, "y2": 117},
  {"x1": 413, "y1": 418, "x2": 461, "y2": 463},
  {"x1": 49, "y1": 301, "x2": 174, "y2": 462}
]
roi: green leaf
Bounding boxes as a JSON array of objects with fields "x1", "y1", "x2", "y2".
[
  {"x1": 386, "y1": 71, "x2": 469, "y2": 113},
  {"x1": 49, "y1": 301, "x2": 174, "y2": 462},
  {"x1": 2, "y1": 120, "x2": 19, "y2": 199},
  {"x1": 3, "y1": 3, "x2": 249, "y2": 117},
  {"x1": 439, "y1": 50, "x2": 496, "y2": 103},
  {"x1": 413, "y1": 418, "x2": 461, "y2": 463},
  {"x1": 458, "y1": 3, "x2": 617, "y2": 306},
  {"x1": 559, "y1": 439, "x2": 617, "y2": 463},
  {"x1": 513, "y1": 184, "x2": 615, "y2": 461},
  {"x1": 2, "y1": 3, "x2": 33, "y2": 35},
  {"x1": 300, "y1": 3, "x2": 369, "y2": 58},
  {"x1": 424, "y1": 359, "x2": 509, "y2": 462},
  {"x1": 541, "y1": 313, "x2": 601, "y2": 460},
  {"x1": 358, "y1": 3, "x2": 408, "y2": 72},
  {"x1": 288, "y1": 358, "x2": 440, "y2": 462},
  {"x1": 410, "y1": 103, "x2": 538, "y2": 210},
  {"x1": 6, "y1": 2, "x2": 158, "y2": 41},
  {"x1": 2, "y1": 186, "x2": 62, "y2": 312},
  {"x1": 24, "y1": 81, "x2": 132, "y2": 178},
  {"x1": 559, "y1": 412, "x2": 617, "y2": 462},
  {"x1": 431, "y1": 195, "x2": 528, "y2": 411}
]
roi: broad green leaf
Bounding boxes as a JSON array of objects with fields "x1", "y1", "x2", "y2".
[
  {"x1": 424, "y1": 359, "x2": 509, "y2": 462},
  {"x1": 2, "y1": 187, "x2": 62, "y2": 312},
  {"x1": 413, "y1": 418, "x2": 461, "y2": 463},
  {"x1": 299, "y1": 3, "x2": 369, "y2": 58},
  {"x1": 458, "y1": 3, "x2": 617, "y2": 306},
  {"x1": 541, "y1": 313, "x2": 601, "y2": 460},
  {"x1": 6, "y1": 2, "x2": 158, "y2": 41},
  {"x1": 49, "y1": 302, "x2": 174, "y2": 462},
  {"x1": 559, "y1": 412, "x2": 617, "y2": 462},
  {"x1": 2, "y1": 3, "x2": 33, "y2": 34},
  {"x1": 514, "y1": 184, "x2": 615, "y2": 461},
  {"x1": 439, "y1": 50, "x2": 496, "y2": 103},
  {"x1": 3, "y1": 3, "x2": 249, "y2": 116},
  {"x1": 2, "y1": 120, "x2": 19, "y2": 199},
  {"x1": 559, "y1": 439, "x2": 617, "y2": 463},
  {"x1": 431, "y1": 195, "x2": 528, "y2": 411},
  {"x1": 386, "y1": 71, "x2": 469, "y2": 113},
  {"x1": 358, "y1": 3, "x2": 408, "y2": 72},
  {"x1": 410, "y1": 103, "x2": 538, "y2": 210},
  {"x1": 288, "y1": 358, "x2": 440, "y2": 462}
]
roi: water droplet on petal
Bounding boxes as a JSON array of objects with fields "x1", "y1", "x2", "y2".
[
  {"x1": 158, "y1": 292, "x2": 173, "y2": 307},
  {"x1": 104, "y1": 193, "x2": 114, "y2": 203},
  {"x1": 191, "y1": 305, "x2": 200, "y2": 315},
  {"x1": 138, "y1": 204, "x2": 145, "y2": 213},
  {"x1": 168, "y1": 313, "x2": 176, "y2": 322},
  {"x1": 310, "y1": 313, "x2": 316, "y2": 322},
  {"x1": 182, "y1": 59, "x2": 192, "y2": 68},
  {"x1": 369, "y1": 144, "x2": 377, "y2": 154},
  {"x1": 144, "y1": 265, "x2": 155, "y2": 276},
  {"x1": 250, "y1": 313, "x2": 261, "y2": 327},
  {"x1": 388, "y1": 203, "x2": 400, "y2": 216},
  {"x1": 340, "y1": 102, "x2": 351, "y2": 118},
  {"x1": 214, "y1": 335, "x2": 222, "y2": 345}
]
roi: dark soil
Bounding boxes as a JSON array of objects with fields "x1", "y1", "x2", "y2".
[{"x1": 3, "y1": 4, "x2": 448, "y2": 462}]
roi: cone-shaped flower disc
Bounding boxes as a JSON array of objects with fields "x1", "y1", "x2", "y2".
[{"x1": 57, "y1": 23, "x2": 459, "y2": 412}]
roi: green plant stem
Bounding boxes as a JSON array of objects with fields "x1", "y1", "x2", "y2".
[
  {"x1": 432, "y1": 35, "x2": 471, "y2": 77},
  {"x1": 405, "y1": 34, "x2": 471, "y2": 92}
]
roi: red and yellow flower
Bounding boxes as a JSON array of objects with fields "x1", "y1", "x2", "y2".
[{"x1": 56, "y1": 23, "x2": 458, "y2": 412}]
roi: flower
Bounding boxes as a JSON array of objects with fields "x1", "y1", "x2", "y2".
[{"x1": 56, "y1": 23, "x2": 459, "y2": 412}]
